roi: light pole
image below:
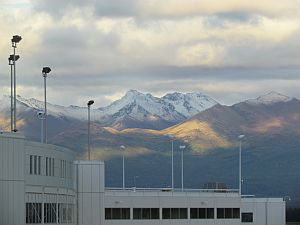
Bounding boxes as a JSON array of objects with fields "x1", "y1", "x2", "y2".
[
  {"x1": 167, "y1": 135, "x2": 175, "y2": 190},
  {"x1": 238, "y1": 134, "x2": 245, "y2": 196},
  {"x1": 11, "y1": 35, "x2": 21, "y2": 132},
  {"x1": 8, "y1": 55, "x2": 19, "y2": 132},
  {"x1": 87, "y1": 100, "x2": 94, "y2": 160},
  {"x1": 36, "y1": 111, "x2": 45, "y2": 143},
  {"x1": 179, "y1": 145, "x2": 186, "y2": 191},
  {"x1": 42, "y1": 67, "x2": 51, "y2": 143},
  {"x1": 120, "y1": 145, "x2": 126, "y2": 190}
]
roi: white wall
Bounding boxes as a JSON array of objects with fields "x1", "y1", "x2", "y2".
[
  {"x1": 242, "y1": 198, "x2": 285, "y2": 225},
  {"x1": 75, "y1": 160, "x2": 105, "y2": 225},
  {"x1": 0, "y1": 133, "x2": 25, "y2": 225}
]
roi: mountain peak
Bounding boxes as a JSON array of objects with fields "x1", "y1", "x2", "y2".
[{"x1": 246, "y1": 91, "x2": 293, "y2": 105}]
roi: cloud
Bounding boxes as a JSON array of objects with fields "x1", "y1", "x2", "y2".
[{"x1": 1, "y1": 0, "x2": 300, "y2": 107}]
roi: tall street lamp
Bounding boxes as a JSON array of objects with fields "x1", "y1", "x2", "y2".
[
  {"x1": 87, "y1": 100, "x2": 94, "y2": 160},
  {"x1": 120, "y1": 145, "x2": 126, "y2": 190},
  {"x1": 8, "y1": 54, "x2": 19, "y2": 132},
  {"x1": 238, "y1": 134, "x2": 245, "y2": 196},
  {"x1": 179, "y1": 145, "x2": 186, "y2": 191},
  {"x1": 11, "y1": 35, "x2": 22, "y2": 132},
  {"x1": 42, "y1": 67, "x2": 51, "y2": 143},
  {"x1": 166, "y1": 135, "x2": 175, "y2": 190}
]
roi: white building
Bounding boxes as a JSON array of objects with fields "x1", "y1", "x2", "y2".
[{"x1": 0, "y1": 132, "x2": 286, "y2": 225}]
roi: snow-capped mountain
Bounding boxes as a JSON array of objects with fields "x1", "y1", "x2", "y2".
[
  {"x1": 162, "y1": 92, "x2": 218, "y2": 118},
  {"x1": 246, "y1": 91, "x2": 293, "y2": 105},
  {"x1": 0, "y1": 90, "x2": 218, "y2": 130}
]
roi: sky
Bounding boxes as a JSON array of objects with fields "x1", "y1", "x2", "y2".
[{"x1": 0, "y1": 0, "x2": 300, "y2": 107}]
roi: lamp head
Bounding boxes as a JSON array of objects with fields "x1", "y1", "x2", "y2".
[
  {"x1": 120, "y1": 145, "x2": 126, "y2": 150},
  {"x1": 238, "y1": 134, "x2": 245, "y2": 139},
  {"x1": 12, "y1": 35, "x2": 22, "y2": 44},
  {"x1": 36, "y1": 111, "x2": 45, "y2": 119},
  {"x1": 87, "y1": 100, "x2": 94, "y2": 106},
  {"x1": 42, "y1": 67, "x2": 51, "y2": 74},
  {"x1": 179, "y1": 145, "x2": 186, "y2": 150},
  {"x1": 8, "y1": 55, "x2": 20, "y2": 64}
]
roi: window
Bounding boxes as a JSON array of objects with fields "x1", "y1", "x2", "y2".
[
  {"x1": 133, "y1": 208, "x2": 160, "y2": 220},
  {"x1": 46, "y1": 157, "x2": 55, "y2": 176},
  {"x1": 58, "y1": 203, "x2": 74, "y2": 223},
  {"x1": 60, "y1": 160, "x2": 67, "y2": 178},
  {"x1": 190, "y1": 208, "x2": 214, "y2": 219},
  {"x1": 242, "y1": 212, "x2": 253, "y2": 222},
  {"x1": 26, "y1": 203, "x2": 42, "y2": 224},
  {"x1": 30, "y1": 155, "x2": 33, "y2": 174},
  {"x1": 105, "y1": 208, "x2": 130, "y2": 220},
  {"x1": 162, "y1": 208, "x2": 187, "y2": 219},
  {"x1": 44, "y1": 203, "x2": 57, "y2": 223},
  {"x1": 217, "y1": 208, "x2": 240, "y2": 219},
  {"x1": 29, "y1": 155, "x2": 41, "y2": 175}
]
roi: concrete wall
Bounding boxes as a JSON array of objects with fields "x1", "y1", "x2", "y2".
[
  {"x1": 103, "y1": 191, "x2": 242, "y2": 225},
  {"x1": 75, "y1": 160, "x2": 105, "y2": 225},
  {"x1": 242, "y1": 198, "x2": 285, "y2": 225},
  {"x1": 0, "y1": 133, "x2": 26, "y2": 225}
]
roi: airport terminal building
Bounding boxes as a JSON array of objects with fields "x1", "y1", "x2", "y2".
[{"x1": 0, "y1": 132, "x2": 286, "y2": 225}]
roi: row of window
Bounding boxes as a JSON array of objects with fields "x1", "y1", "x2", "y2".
[
  {"x1": 26, "y1": 202, "x2": 74, "y2": 224},
  {"x1": 29, "y1": 155, "x2": 71, "y2": 178},
  {"x1": 105, "y1": 208, "x2": 241, "y2": 220}
]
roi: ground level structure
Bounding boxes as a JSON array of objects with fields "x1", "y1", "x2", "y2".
[{"x1": 0, "y1": 132, "x2": 285, "y2": 225}]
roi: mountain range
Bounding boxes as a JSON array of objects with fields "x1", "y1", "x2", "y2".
[{"x1": 0, "y1": 90, "x2": 299, "y2": 206}]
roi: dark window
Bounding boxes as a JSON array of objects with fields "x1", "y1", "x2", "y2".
[
  {"x1": 217, "y1": 208, "x2": 225, "y2": 219},
  {"x1": 34, "y1": 155, "x2": 37, "y2": 174},
  {"x1": 44, "y1": 203, "x2": 57, "y2": 223},
  {"x1": 225, "y1": 208, "x2": 232, "y2": 218},
  {"x1": 105, "y1": 208, "x2": 112, "y2": 220},
  {"x1": 26, "y1": 203, "x2": 42, "y2": 224},
  {"x1": 112, "y1": 208, "x2": 121, "y2": 219},
  {"x1": 233, "y1": 208, "x2": 240, "y2": 218},
  {"x1": 162, "y1": 208, "x2": 170, "y2": 219},
  {"x1": 29, "y1": 155, "x2": 33, "y2": 174},
  {"x1": 179, "y1": 208, "x2": 187, "y2": 219},
  {"x1": 242, "y1": 212, "x2": 253, "y2": 222},
  {"x1": 217, "y1": 208, "x2": 240, "y2": 219},
  {"x1": 142, "y1": 208, "x2": 151, "y2": 219},
  {"x1": 151, "y1": 208, "x2": 159, "y2": 219},
  {"x1": 207, "y1": 208, "x2": 214, "y2": 219},
  {"x1": 38, "y1": 156, "x2": 41, "y2": 175},
  {"x1": 121, "y1": 208, "x2": 130, "y2": 219},
  {"x1": 190, "y1": 208, "x2": 198, "y2": 219},
  {"x1": 199, "y1": 208, "x2": 206, "y2": 218},
  {"x1": 46, "y1": 157, "x2": 48, "y2": 176},
  {"x1": 190, "y1": 208, "x2": 214, "y2": 219},
  {"x1": 105, "y1": 208, "x2": 130, "y2": 220},
  {"x1": 133, "y1": 208, "x2": 160, "y2": 220},
  {"x1": 133, "y1": 208, "x2": 141, "y2": 219},
  {"x1": 171, "y1": 208, "x2": 179, "y2": 219}
]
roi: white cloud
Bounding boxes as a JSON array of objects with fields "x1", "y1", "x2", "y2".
[{"x1": 0, "y1": 0, "x2": 300, "y2": 106}]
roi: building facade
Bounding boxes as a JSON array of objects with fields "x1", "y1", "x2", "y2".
[{"x1": 0, "y1": 132, "x2": 285, "y2": 225}]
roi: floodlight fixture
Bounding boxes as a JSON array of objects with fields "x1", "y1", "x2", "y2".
[
  {"x1": 11, "y1": 35, "x2": 22, "y2": 44},
  {"x1": 42, "y1": 67, "x2": 51, "y2": 76},
  {"x1": 9, "y1": 55, "x2": 20, "y2": 64},
  {"x1": 87, "y1": 100, "x2": 94, "y2": 106}
]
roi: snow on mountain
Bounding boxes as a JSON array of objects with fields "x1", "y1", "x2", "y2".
[
  {"x1": 246, "y1": 91, "x2": 293, "y2": 105},
  {"x1": 0, "y1": 90, "x2": 218, "y2": 125},
  {"x1": 98, "y1": 90, "x2": 184, "y2": 122},
  {"x1": 162, "y1": 92, "x2": 218, "y2": 117}
]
